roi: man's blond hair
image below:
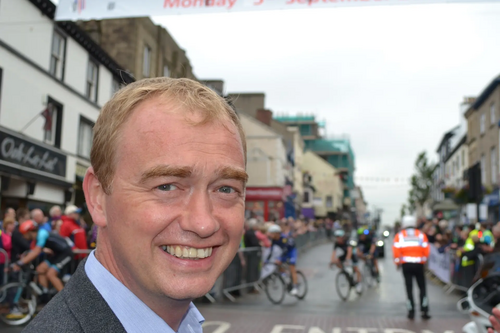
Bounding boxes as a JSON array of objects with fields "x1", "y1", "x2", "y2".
[{"x1": 91, "y1": 77, "x2": 246, "y2": 195}]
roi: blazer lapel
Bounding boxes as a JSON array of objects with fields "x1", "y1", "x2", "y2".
[{"x1": 63, "y1": 259, "x2": 127, "y2": 333}]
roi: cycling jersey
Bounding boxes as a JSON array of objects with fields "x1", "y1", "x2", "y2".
[
  {"x1": 334, "y1": 241, "x2": 357, "y2": 264},
  {"x1": 36, "y1": 229, "x2": 73, "y2": 255},
  {"x1": 358, "y1": 235, "x2": 376, "y2": 254},
  {"x1": 271, "y1": 233, "x2": 298, "y2": 265}
]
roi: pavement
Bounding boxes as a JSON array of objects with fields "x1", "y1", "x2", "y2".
[{"x1": 0, "y1": 239, "x2": 472, "y2": 332}]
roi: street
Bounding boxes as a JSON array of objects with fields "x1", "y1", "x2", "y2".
[
  {"x1": 198, "y1": 242, "x2": 469, "y2": 333},
  {"x1": 0, "y1": 241, "x2": 470, "y2": 332}
]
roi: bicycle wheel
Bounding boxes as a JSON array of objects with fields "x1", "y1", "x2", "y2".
[
  {"x1": 264, "y1": 273, "x2": 286, "y2": 304},
  {"x1": 363, "y1": 263, "x2": 374, "y2": 288},
  {"x1": 335, "y1": 271, "x2": 351, "y2": 301},
  {"x1": 0, "y1": 282, "x2": 37, "y2": 326},
  {"x1": 295, "y1": 270, "x2": 308, "y2": 300}
]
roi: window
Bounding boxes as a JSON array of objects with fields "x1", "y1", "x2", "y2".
[
  {"x1": 78, "y1": 117, "x2": 94, "y2": 159},
  {"x1": 326, "y1": 196, "x2": 333, "y2": 208},
  {"x1": 480, "y1": 113, "x2": 486, "y2": 134},
  {"x1": 491, "y1": 103, "x2": 496, "y2": 125},
  {"x1": 0, "y1": 67, "x2": 3, "y2": 114},
  {"x1": 45, "y1": 97, "x2": 63, "y2": 148},
  {"x1": 143, "y1": 45, "x2": 151, "y2": 78},
  {"x1": 492, "y1": 147, "x2": 497, "y2": 185},
  {"x1": 86, "y1": 60, "x2": 99, "y2": 102},
  {"x1": 481, "y1": 154, "x2": 486, "y2": 184},
  {"x1": 163, "y1": 65, "x2": 170, "y2": 78},
  {"x1": 49, "y1": 31, "x2": 66, "y2": 80},
  {"x1": 111, "y1": 78, "x2": 121, "y2": 97},
  {"x1": 462, "y1": 149, "x2": 465, "y2": 167}
]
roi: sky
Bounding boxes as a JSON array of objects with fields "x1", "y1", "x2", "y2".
[
  {"x1": 52, "y1": 0, "x2": 500, "y2": 226},
  {"x1": 151, "y1": 2, "x2": 500, "y2": 226}
]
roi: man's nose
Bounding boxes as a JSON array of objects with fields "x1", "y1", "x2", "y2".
[{"x1": 180, "y1": 191, "x2": 220, "y2": 238}]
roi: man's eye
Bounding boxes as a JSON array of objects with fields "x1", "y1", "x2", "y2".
[
  {"x1": 218, "y1": 186, "x2": 235, "y2": 194},
  {"x1": 157, "y1": 184, "x2": 177, "y2": 191}
]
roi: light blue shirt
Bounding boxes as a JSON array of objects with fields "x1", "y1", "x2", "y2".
[{"x1": 85, "y1": 251, "x2": 204, "y2": 333}]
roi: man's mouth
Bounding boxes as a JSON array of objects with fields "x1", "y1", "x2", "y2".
[{"x1": 161, "y1": 245, "x2": 213, "y2": 260}]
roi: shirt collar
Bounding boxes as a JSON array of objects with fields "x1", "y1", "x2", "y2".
[{"x1": 85, "y1": 251, "x2": 204, "y2": 333}]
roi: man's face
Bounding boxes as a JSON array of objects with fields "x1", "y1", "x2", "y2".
[
  {"x1": 6, "y1": 209, "x2": 15, "y2": 219},
  {"x1": 269, "y1": 232, "x2": 281, "y2": 240},
  {"x1": 98, "y1": 98, "x2": 246, "y2": 301},
  {"x1": 32, "y1": 210, "x2": 44, "y2": 224}
]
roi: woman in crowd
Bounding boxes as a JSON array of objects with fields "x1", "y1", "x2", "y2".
[{"x1": 0, "y1": 217, "x2": 15, "y2": 284}]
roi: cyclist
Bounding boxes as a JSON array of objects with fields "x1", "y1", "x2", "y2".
[
  {"x1": 267, "y1": 224, "x2": 299, "y2": 296},
  {"x1": 357, "y1": 228, "x2": 380, "y2": 282},
  {"x1": 330, "y1": 229, "x2": 362, "y2": 293},
  {"x1": 11, "y1": 220, "x2": 73, "y2": 295}
]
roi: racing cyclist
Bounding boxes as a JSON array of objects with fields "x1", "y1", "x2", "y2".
[
  {"x1": 11, "y1": 220, "x2": 73, "y2": 295},
  {"x1": 330, "y1": 229, "x2": 363, "y2": 293},
  {"x1": 268, "y1": 224, "x2": 299, "y2": 296},
  {"x1": 357, "y1": 228, "x2": 380, "y2": 282}
]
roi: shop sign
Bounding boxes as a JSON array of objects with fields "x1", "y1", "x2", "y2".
[
  {"x1": 0, "y1": 130, "x2": 66, "y2": 178},
  {"x1": 246, "y1": 187, "x2": 283, "y2": 201}
]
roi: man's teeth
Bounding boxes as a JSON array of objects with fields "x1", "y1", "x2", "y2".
[{"x1": 161, "y1": 245, "x2": 213, "y2": 259}]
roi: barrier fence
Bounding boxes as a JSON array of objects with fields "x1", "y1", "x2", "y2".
[
  {"x1": 0, "y1": 231, "x2": 327, "y2": 303},
  {"x1": 427, "y1": 244, "x2": 486, "y2": 294},
  {"x1": 208, "y1": 229, "x2": 328, "y2": 302}
]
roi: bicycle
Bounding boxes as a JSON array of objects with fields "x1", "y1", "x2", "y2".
[
  {"x1": 0, "y1": 264, "x2": 42, "y2": 326},
  {"x1": 262, "y1": 262, "x2": 308, "y2": 304},
  {"x1": 361, "y1": 255, "x2": 379, "y2": 289},
  {"x1": 332, "y1": 261, "x2": 363, "y2": 301}
]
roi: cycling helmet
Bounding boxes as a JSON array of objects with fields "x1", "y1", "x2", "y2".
[
  {"x1": 19, "y1": 220, "x2": 37, "y2": 235},
  {"x1": 334, "y1": 229, "x2": 345, "y2": 237},
  {"x1": 267, "y1": 224, "x2": 282, "y2": 233},
  {"x1": 357, "y1": 227, "x2": 364, "y2": 235}
]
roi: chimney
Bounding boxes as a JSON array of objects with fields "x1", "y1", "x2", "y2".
[{"x1": 256, "y1": 109, "x2": 273, "y2": 126}]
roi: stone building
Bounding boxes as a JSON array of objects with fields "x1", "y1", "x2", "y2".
[{"x1": 77, "y1": 17, "x2": 196, "y2": 80}]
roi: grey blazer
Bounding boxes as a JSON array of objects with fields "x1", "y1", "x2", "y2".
[{"x1": 22, "y1": 259, "x2": 126, "y2": 333}]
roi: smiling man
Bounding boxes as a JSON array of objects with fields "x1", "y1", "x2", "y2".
[{"x1": 23, "y1": 78, "x2": 248, "y2": 333}]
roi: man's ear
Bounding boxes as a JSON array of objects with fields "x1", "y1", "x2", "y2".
[{"x1": 83, "y1": 167, "x2": 107, "y2": 228}]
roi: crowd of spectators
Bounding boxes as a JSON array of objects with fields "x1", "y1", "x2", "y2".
[{"x1": 0, "y1": 206, "x2": 91, "y2": 285}]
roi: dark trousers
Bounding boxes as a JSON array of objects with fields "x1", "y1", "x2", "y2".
[{"x1": 402, "y1": 263, "x2": 429, "y2": 313}]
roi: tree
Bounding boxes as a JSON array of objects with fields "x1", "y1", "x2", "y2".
[
  {"x1": 400, "y1": 204, "x2": 407, "y2": 218},
  {"x1": 407, "y1": 152, "x2": 436, "y2": 214}
]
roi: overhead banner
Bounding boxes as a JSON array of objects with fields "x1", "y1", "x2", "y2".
[{"x1": 55, "y1": 0, "x2": 496, "y2": 20}]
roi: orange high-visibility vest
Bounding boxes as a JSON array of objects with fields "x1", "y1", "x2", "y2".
[{"x1": 392, "y1": 228, "x2": 430, "y2": 264}]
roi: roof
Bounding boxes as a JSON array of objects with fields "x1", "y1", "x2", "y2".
[
  {"x1": 274, "y1": 115, "x2": 316, "y2": 123},
  {"x1": 471, "y1": 76, "x2": 500, "y2": 111},
  {"x1": 436, "y1": 125, "x2": 459, "y2": 153},
  {"x1": 28, "y1": 0, "x2": 134, "y2": 84}
]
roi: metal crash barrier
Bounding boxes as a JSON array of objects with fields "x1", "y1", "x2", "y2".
[
  {"x1": 427, "y1": 244, "x2": 487, "y2": 294},
  {"x1": 206, "y1": 229, "x2": 328, "y2": 303}
]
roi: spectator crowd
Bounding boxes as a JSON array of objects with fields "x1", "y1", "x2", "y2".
[{"x1": 0, "y1": 205, "x2": 92, "y2": 285}]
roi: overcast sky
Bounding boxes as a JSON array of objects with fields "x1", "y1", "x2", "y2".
[{"x1": 151, "y1": 2, "x2": 500, "y2": 226}]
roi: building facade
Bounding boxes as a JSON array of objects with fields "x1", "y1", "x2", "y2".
[
  {"x1": 77, "y1": 17, "x2": 196, "y2": 81},
  {"x1": 229, "y1": 92, "x2": 304, "y2": 219},
  {"x1": 0, "y1": 0, "x2": 132, "y2": 212},
  {"x1": 465, "y1": 76, "x2": 500, "y2": 222},
  {"x1": 302, "y1": 151, "x2": 343, "y2": 219},
  {"x1": 239, "y1": 112, "x2": 289, "y2": 221}
]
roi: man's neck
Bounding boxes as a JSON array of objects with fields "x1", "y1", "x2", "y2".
[{"x1": 95, "y1": 244, "x2": 192, "y2": 331}]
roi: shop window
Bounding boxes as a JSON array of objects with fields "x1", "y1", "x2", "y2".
[
  {"x1": 78, "y1": 117, "x2": 94, "y2": 159},
  {"x1": 45, "y1": 97, "x2": 63, "y2": 149}
]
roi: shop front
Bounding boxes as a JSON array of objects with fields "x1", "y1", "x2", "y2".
[
  {"x1": 245, "y1": 187, "x2": 284, "y2": 221},
  {"x1": 0, "y1": 127, "x2": 72, "y2": 213}
]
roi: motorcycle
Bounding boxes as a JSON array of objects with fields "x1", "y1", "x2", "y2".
[{"x1": 457, "y1": 273, "x2": 500, "y2": 333}]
